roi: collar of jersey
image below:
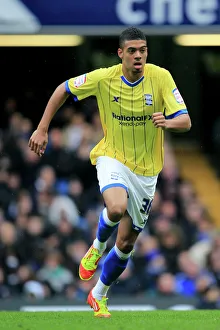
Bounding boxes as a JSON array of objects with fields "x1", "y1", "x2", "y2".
[{"x1": 120, "y1": 75, "x2": 144, "y2": 87}]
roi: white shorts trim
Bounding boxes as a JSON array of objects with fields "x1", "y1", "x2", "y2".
[{"x1": 96, "y1": 156, "x2": 158, "y2": 232}]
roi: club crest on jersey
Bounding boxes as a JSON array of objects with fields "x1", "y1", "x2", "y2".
[
  {"x1": 144, "y1": 94, "x2": 153, "y2": 106},
  {"x1": 74, "y1": 74, "x2": 86, "y2": 88}
]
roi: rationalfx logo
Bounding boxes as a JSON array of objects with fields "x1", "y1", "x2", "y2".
[{"x1": 112, "y1": 112, "x2": 152, "y2": 126}]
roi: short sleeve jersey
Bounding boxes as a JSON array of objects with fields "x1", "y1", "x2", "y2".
[{"x1": 66, "y1": 63, "x2": 188, "y2": 176}]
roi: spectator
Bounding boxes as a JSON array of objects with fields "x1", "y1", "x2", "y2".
[
  {"x1": 48, "y1": 195, "x2": 79, "y2": 228},
  {"x1": 175, "y1": 252, "x2": 215, "y2": 297},
  {"x1": 158, "y1": 225, "x2": 185, "y2": 274},
  {"x1": 157, "y1": 273, "x2": 176, "y2": 296},
  {"x1": 37, "y1": 250, "x2": 74, "y2": 295}
]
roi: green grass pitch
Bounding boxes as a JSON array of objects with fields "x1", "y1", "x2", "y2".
[{"x1": 0, "y1": 311, "x2": 219, "y2": 330}]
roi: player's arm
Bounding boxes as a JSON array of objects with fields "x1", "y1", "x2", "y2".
[
  {"x1": 28, "y1": 82, "x2": 69, "y2": 156},
  {"x1": 154, "y1": 69, "x2": 191, "y2": 133},
  {"x1": 29, "y1": 68, "x2": 104, "y2": 157},
  {"x1": 165, "y1": 113, "x2": 191, "y2": 132},
  {"x1": 152, "y1": 112, "x2": 191, "y2": 132}
]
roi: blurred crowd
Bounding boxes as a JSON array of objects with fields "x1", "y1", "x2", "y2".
[{"x1": 0, "y1": 97, "x2": 220, "y2": 309}]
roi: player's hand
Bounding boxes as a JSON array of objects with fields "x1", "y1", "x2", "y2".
[
  {"x1": 28, "y1": 128, "x2": 48, "y2": 157},
  {"x1": 152, "y1": 112, "x2": 167, "y2": 129}
]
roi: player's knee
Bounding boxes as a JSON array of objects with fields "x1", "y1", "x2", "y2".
[
  {"x1": 116, "y1": 238, "x2": 134, "y2": 254},
  {"x1": 107, "y1": 204, "x2": 126, "y2": 222}
]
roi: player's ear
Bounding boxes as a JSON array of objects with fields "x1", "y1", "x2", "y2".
[{"x1": 118, "y1": 48, "x2": 123, "y2": 59}]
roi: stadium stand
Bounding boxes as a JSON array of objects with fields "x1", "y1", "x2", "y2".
[
  {"x1": 174, "y1": 145, "x2": 220, "y2": 227},
  {"x1": 0, "y1": 101, "x2": 219, "y2": 309}
]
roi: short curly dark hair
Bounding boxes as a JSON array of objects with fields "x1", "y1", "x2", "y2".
[{"x1": 119, "y1": 27, "x2": 147, "y2": 48}]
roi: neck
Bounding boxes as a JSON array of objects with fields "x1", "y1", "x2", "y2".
[{"x1": 122, "y1": 69, "x2": 144, "y2": 83}]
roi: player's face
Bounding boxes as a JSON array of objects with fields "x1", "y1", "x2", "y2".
[{"x1": 118, "y1": 39, "x2": 148, "y2": 81}]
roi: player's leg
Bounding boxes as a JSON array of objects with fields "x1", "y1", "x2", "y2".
[
  {"x1": 95, "y1": 186, "x2": 128, "y2": 247},
  {"x1": 79, "y1": 186, "x2": 127, "y2": 281},
  {"x1": 87, "y1": 171, "x2": 158, "y2": 317},
  {"x1": 94, "y1": 213, "x2": 138, "y2": 293},
  {"x1": 87, "y1": 214, "x2": 139, "y2": 317}
]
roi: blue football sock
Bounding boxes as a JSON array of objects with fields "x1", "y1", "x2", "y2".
[
  {"x1": 96, "y1": 209, "x2": 119, "y2": 242},
  {"x1": 100, "y1": 247, "x2": 129, "y2": 286}
]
